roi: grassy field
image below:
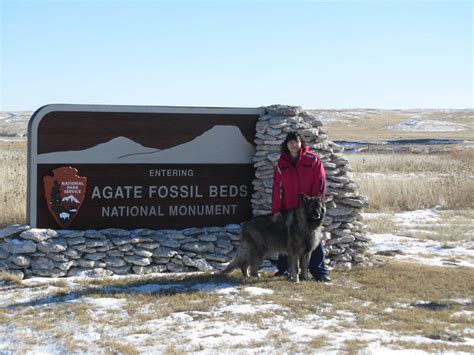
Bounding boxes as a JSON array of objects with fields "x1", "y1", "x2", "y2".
[
  {"x1": 347, "y1": 150, "x2": 474, "y2": 212},
  {"x1": 319, "y1": 109, "x2": 474, "y2": 141},
  {"x1": 1, "y1": 262, "x2": 473, "y2": 353}
]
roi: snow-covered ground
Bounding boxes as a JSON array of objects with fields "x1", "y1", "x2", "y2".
[
  {"x1": 1, "y1": 207, "x2": 473, "y2": 354},
  {"x1": 388, "y1": 118, "x2": 467, "y2": 132},
  {"x1": 367, "y1": 207, "x2": 474, "y2": 268}
]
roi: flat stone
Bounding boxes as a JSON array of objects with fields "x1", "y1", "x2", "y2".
[
  {"x1": 37, "y1": 239, "x2": 67, "y2": 253},
  {"x1": 55, "y1": 260, "x2": 77, "y2": 271},
  {"x1": 327, "y1": 206, "x2": 354, "y2": 217},
  {"x1": 47, "y1": 253, "x2": 69, "y2": 262},
  {"x1": 153, "y1": 257, "x2": 171, "y2": 264},
  {"x1": 78, "y1": 259, "x2": 95, "y2": 268},
  {"x1": 58, "y1": 230, "x2": 85, "y2": 238},
  {"x1": 256, "y1": 120, "x2": 270, "y2": 132},
  {"x1": 340, "y1": 197, "x2": 369, "y2": 208},
  {"x1": 117, "y1": 244, "x2": 134, "y2": 252},
  {"x1": 65, "y1": 237, "x2": 86, "y2": 245},
  {"x1": 5, "y1": 239, "x2": 36, "y2": 254},
  {"x1": 85, "y1": 239, "x2": 109, "y2": 248},
  {"x1": 167, "y1": 262, "x2": 189, "y2": 273},
  {"x1": 111, "y1": 237, "x2": 132, "y2": 246},
  {"x1": 132, "y1": 247, "x2": 154, "y2": 258},
  {"x1": 331, "y1": 229, "x2": 352, "y2": 238},
  {"x1": 132, "y1": 229, "x2": 155, "y2": 236},
  {"x1": 181, "y1": 228, "x2": 202, "y2": 236},
  {"x1": 0, "y1": 246, "x2": 9, "y2": 259},
  {"x1": 225, "y1": 224, "x2": 241, "y2": 233},
  {"x1": 64, "y1": 249, "x2": 82, "y2": 259},
  {"x1": 108, "y1": 265, "x2": 131, "y2": 275},
  {"x1": 124, "y1": 255, "x2": 151, "y2": 266},
  {"x1": 181, "y1": 242, "x2": 215, "y2": 254},
  {"x1": 104, "y1": 257, "x2": 126, "y2": 268},
  {"x1": 106, "y1": 249, "x2": 124, "y2": 257},
  {"x1": 0, "y1": 224, "x2": 30, "y2": 239},
  {"x1": 137, "y1": 242, "x2": 161, "y2": 250},
  {"x1": 31, "y1": 257, "x2": 55, "y2": 270},
  {"x1": 327, "y1": 235, "x2": 356, "y2": 245},
  {"x1": 198, "y1": 235, "x2": 217, "y2": 242},
  {"x1": 266, "y1": 105, "x2": 302, "y2": 116},
  {"x1": 182, "y1": 256, "x2": 213, "y2": 271},
  {"x1": 72, "y1": 244, "x2": 86, "y2": 252},
  {"x1": 8, "y1": 255, "x2": 30, "y2": 267},
  {"x1": 161, "y1": 239, "x2": 182, "y2": 248},
  {"x1": 153, "y1": 247, "x2": 178, "y2": 258},
  {"x1": 20, "y1": 229, "x2": 59, "y2": 243},
  {"x1": 84, "y1": 252, "x2": 107, "y2": 261},
  {"x1": 85, "y1": 230, "x2": 106, "y2": 239},
  {"x1": 266, "y1": 127, "x2": 282, "y2": 135},
  {"x1": 201, "y1": 253, "x2": 231, "y2": 263}
]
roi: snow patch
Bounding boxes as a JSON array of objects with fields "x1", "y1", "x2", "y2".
[
  {"x1": 389, "y1": 118, "x2": 466, "y2": 132},
  {"x1": 242, "y1": 287, "x2": 274, "y2": 296}
]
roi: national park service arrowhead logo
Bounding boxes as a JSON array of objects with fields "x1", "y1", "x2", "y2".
[{"x1": 43, "y1": 167, "x2": 87, "y2": 228}]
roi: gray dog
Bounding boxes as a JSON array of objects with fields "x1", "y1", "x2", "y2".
[{"x1": 223, "y1": 193, "x2": 326, "y2": 283}]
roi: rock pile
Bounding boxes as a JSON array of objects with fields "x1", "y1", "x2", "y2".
[
  {"x1": 251, "y1": 105, "x2": 370, "y2": 270},
  {"x1": 0, "y1": 224, "x2": 242, "y2": 279}
]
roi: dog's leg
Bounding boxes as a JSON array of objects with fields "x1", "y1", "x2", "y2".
[
  {"x1": 249, "y1": 254, "x2": 262, "y2": 278},
  {"x1": 300, "y1": 252, "x2": 311, "y2": 281},
  {"x1": 288, "y1": 254, "x2": 299, "y2": 283},
  {"x1": 241, "y1": 262, "x2": 250, "y2": 278}
]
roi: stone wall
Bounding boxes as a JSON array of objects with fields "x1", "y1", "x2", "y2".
[
  {"x1": 0, "y1": 224, "x2": 242, "y2": 279},
  {"x1": 0, "y1": 104, "x2": 371, "y2": 279}
]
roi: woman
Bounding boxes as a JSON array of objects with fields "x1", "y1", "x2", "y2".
[{"x1": 272, "y1": 131, "x2": 331, "y2": 282}]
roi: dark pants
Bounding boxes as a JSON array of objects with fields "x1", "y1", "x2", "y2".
[{"x1": 276, "y1": 242, "x2": 329, "y2": 278}]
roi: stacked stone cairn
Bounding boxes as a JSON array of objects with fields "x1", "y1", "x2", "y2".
[
  {"x1": 251, "y1": 105, "x2": 370, "y2": 270},
  {"x1": 0, "y1": 105, "x2": 370, "y2": 280}
]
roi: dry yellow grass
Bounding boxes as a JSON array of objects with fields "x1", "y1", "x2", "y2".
[
  {"x1": 0, "y1": 141, "x2": 26, "y2": 227},
  {"x1": 348, "y1": 151, "x2": 474, "y2": 211},
  {"x1": 320, "y1": 110, "x2": 474, "y2": 141},
  {"x1": 0, "y1": 270, "x2": 23, "y2": 285}
]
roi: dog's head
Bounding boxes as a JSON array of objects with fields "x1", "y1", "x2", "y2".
[{"x1": 300, "y1": 193, "x2": 326, "y2": 223}]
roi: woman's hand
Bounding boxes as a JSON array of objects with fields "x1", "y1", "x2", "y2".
[{"x1": 272, "y1": 212, "x2": 282, "y2": 223}]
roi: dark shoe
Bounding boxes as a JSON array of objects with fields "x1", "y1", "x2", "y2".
[{"x1": 314, "y1": 275, "x2": 331, "y2": 283}]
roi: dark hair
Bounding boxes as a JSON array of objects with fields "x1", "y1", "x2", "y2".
[{"x1": 280, "y1": 131, "x2": 306, "y2": 153}]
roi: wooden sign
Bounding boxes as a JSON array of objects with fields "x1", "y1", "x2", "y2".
[{"x1": 28, "y1": 104, "x2": 263, "y2": 229}]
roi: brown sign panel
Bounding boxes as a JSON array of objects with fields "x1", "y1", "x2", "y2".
[{"x1": 28, "y1": 105, "x2": 263, "y2": 229}]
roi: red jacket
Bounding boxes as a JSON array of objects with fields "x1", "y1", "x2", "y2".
[{"x1": 272, "y1": 146, "x2": 326, "y2": 214}]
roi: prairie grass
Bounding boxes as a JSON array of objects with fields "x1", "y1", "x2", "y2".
[
  {"x1": 101, "y1": 340, "x2": 139, "y2": 355},
  {"x1": 0, "y1": 141, "x2": 26, "y2": 227},
  {"x1": 0, "y1": 270, "x2": 23, "y2": 285},
  {"x1": 348, "y1": 151, "x2": 474, "y2": 211}
]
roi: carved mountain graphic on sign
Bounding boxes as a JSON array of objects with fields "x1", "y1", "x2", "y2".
[{"x1": 37, "y1": 125, "x2": 255, "y2": 164}]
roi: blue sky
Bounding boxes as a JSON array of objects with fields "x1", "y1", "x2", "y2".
[{"x1": 1, "y1": 0, "x2": 472, "y2": 110}]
